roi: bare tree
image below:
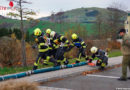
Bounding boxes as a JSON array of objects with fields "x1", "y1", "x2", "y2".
[
  {"x1": 95, "y1": 12, "x2": 104, "y2": 39},
  {"x1": 55, "y1": 10, "x2": 65, "y2": 32},
  {"x1": 7, "y1": 0, "x2": 36, "y2": 67},
  {"x1": 107, "y1": 2, "x2": 127, "y2": 39},
  {"x1": 50, "y1": 11, "x2": 55, "y2": 22}
]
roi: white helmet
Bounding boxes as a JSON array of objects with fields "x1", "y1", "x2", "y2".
[
  {"x1": 90, "y1": 47, "x2": 98, "y2": 54},
  {"x1": 50, "y1": 31, "x2": 56, "y2": 38}
]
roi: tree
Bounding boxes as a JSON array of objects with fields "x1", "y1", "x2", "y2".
[
  {"x1": 95, "y1": 12, "x2": 104, "y2": 39},
  {"x1": 50, "y1": 11, "x2": 55, "y2": 22},
  {"x1": 55, "y1": 10, "x2": 65, "y2": 32},
  {"x1": 107, "y1": 2, "x2": 127, "y2": 39},
  {"x1": 7, "y1": 0, "x2": 36, "y2": 66},
  {"x1": 0, "y1": 28, "x2": 9, "y2": 37},
  {"x1": 13, "y1": 28, "x2": 22, "y2": 40}
]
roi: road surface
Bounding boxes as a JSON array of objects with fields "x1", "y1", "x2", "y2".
[{"x1": 41, "y1": 67, "x2": 130, "y2": 90}]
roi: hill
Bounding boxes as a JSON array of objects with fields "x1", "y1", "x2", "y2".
[
  {"x1": 0, "y1": 7, "x2": 127, "y2": 37},
  {"x1": 27, "y1": 21, "x2": 95, "y2": 36},
  {"x1": 40, "y1": 7, "x2": 109, "y2": 23},
  {"x1": 0, "y1": 16, "x2": 30, "y2": 29}
]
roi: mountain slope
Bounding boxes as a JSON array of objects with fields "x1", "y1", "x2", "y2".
[
  {"x1": 0, "y1": 17, "x2": 30, "y2": 29},
  {"x1": 40, "y1": 7, "x2": 109, "y2": 23}
]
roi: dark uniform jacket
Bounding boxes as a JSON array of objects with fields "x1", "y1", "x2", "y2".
[
  {"x1": 35, "y1": 35, "x2": 48, "y2": 52},
  {"x1": 92, "y1": 49, "x2": 107, "y2": 60},
  {"x1": 72, "y1": 37, "x2": 87, "y2": 49},
  {"x1": 53, "y1": 33, "x2": 70, "y2": 47},
  {"x1": 121, "y1": 34, "x2": 130, "y2": 55}
]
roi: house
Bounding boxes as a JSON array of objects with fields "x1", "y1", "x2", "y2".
[{"x1": 125, "y1": 13, "x2": 130, "y2": 35}]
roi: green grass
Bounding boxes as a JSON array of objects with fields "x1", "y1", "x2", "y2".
[
  {"x1": 0, "y1": 50, "x2": 122, "y2": 75},
  {"x1": 0, "y1": 18, "x2": 29, "y2": 29},
  {"x1": 108, "y1": 50, "x2": 122, "y2": 58},
  {"x1": 28, "y1": 21, "x2": 95, "y2": 36},
  {"x1": 0, "y1": 59, "x2": 83, "y2": 75},
  {"x1": 0, "y1": 66, "x2": 32, "y2": 75}
]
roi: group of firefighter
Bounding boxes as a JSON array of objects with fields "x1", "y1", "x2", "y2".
[{"x1": 32, "y1": 28, "x2": 108, "y2": 70}]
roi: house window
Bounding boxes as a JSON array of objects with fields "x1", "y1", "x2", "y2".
[{"x1": 126, "y1": 29, "x2": 128, "y2": 33}]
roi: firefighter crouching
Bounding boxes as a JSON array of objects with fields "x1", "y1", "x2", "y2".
[{"x1": 90, "y1": 46, "x2": 108, "y2": 70}]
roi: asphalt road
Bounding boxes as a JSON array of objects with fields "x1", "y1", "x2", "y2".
[{"x1": 41, "y1": 67, "x2": 130, "y2": 90}]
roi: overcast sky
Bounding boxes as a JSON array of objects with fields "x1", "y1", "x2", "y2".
[{"x1": 0, "y1": 0, "x2": 130, "y2": 18}]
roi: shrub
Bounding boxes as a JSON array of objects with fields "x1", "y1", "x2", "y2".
[
  {"x1": 108, "y1": 41, "x2": 121, "y2": 49},
  {"x1": 0, "y1": 28, "x2": 9, "y2": 37},
  {"x1": 0, "y1": 36, "x2": 21, "y2": 67},
  {"x1": 0, "y1": 80, "x2": 38, "y2": 90}
]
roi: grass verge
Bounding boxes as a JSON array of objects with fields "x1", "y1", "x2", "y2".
[{"x1": 0, "y1": 50, "x2": 122, "y2": 75}]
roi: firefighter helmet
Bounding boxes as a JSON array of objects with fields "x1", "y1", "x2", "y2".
[
  {"x1": 71, "y1": 33, "x2": 78, "y2": 40},
  {"x1": 46, "y1": 28, "x2": 52, "y2": 34},
  {"x1": 50, "y1": 31, "x2": 56, "y2": 38},
  {"x1": 34, "y1": 28, "x2": 42, "y2": 36},
  {"x1": 91, "y1": 47, "x2": 98, "y2": 54}
]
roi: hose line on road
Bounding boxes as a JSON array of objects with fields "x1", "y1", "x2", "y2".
[{"x1": 0, "y1": 62, "x2": 87, "y2": 81}]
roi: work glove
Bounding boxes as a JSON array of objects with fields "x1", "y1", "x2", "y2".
[
  {"x1": 83, "y1": 46, "x2": 86, "y2": 49},
  {"x1": 32, "y1": 45, "x2": 37, "y2": 49}
]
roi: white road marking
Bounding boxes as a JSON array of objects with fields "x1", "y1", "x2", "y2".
[
  {"x1": 86, "y1": 74, "x2": 120, "y2": 79},
  {"x1": 38, "y1": 86, "x2": 72, "y2": 90}
]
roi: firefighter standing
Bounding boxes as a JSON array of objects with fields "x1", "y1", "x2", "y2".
[
  {"x1": 45, "y1": 29, "x2": 58, "y2": 59},
  {"x1": 42, "y1": 28, "x2": 53, "y2": 65},
  {"x1": 71, "y1": 33, "x2": 88, "y2": 63},
  {"x1": 118, "y1": 29, "x2": 130, "y2": 81},
  {"x1": 32, "y1": 28, "x2": 57, "y2": 70}
]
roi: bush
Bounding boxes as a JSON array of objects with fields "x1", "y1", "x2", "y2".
[
  {"x1": 0, "y1": 28, "x2": 9, "y2": 37},
  {"x1": 0, "y1": 34, "x2": 38, "y2": 67},
  {"x1": 26, "y1": 43, "x2": 38, "y2": 65},
  {"x1": 108, "y1": 41, "x2": 121, "y2": 49},
  {"x1": 13, "y1": 28, "x2": 22, "y2": 40},
  {"x1": 0, "y1": 36, "x2": 21, "y2": 67},
  {"x1": 0, "y1": 80, "x2": 38, "y2": 90}
]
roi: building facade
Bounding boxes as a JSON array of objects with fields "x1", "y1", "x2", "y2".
[{"x1": 125, "y1": 13, "x2": 130, "y2": 35}]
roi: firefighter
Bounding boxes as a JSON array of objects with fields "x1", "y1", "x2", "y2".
[
  {"x1": 71, "y1": 33, "x2": 88, "y2": 63},
  {"x1": 118, "y1": 29, "x2": 130, "y2": 81},
  {"x1": 46, "y1": 28, "x2": 52, "y2": 38},
  {"x1": 90, "y1": 46, "x2": 108, "y2": 70},
  {"x1": 44, "y1": 29, "x2": 58, "y2": 65},
  {"x1": 42, "y1": 28, "x2": 52, "y2": 65},
  {"x1": 32, "y1": 28, "x2": 58, "y2": 70},
  {"x1": 50, "y1": 31, "x2": 70, "y2": 65}
]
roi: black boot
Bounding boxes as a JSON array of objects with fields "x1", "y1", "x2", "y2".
[
  {"x1": 49, "y1": 58, "x2": 60, "y2": 67},
  {"x1": 75, "y1": 60, "x2": 80, "y2": 63},
  {"x1": 99, "y1": 67, "x2": 105, "y2": 71},
  {"x1": 127, "y1": 77, "x2": 130, "y2": 79},
  {"x1": 88, "y1": 59, "x2": 92, "y2": 63},
  {"x1": 64, "y1": 59, "x2": 69, "y2": 65},
  {"x1": 86, "y1": 57, "x2": 89, "y2": 61},
  {"x1": 118, "y1": 77, "x2": 127, "y2": 81},
  {"x1": 43, "y1": 62, "x2": 48, "y2": 65},
  {"x1": 96, "y1": 60, "x2": 101, "y2": 66},
  {"x1": 33, "y1": 66, "x2": 38, "y2": 70}
]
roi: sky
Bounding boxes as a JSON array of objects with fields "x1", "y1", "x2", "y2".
[{"x1": 0, "y1": 0, "x2": 130, "y2": 19}]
